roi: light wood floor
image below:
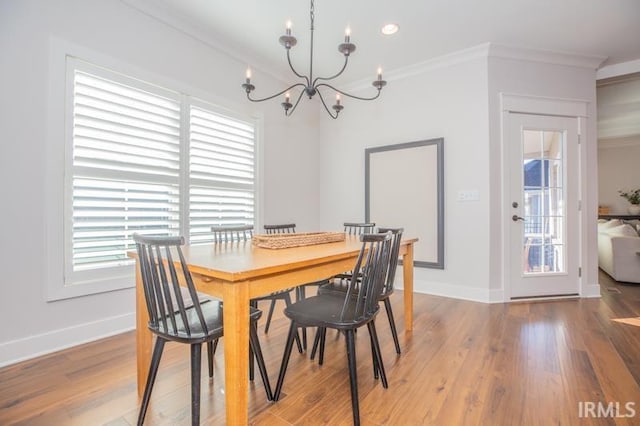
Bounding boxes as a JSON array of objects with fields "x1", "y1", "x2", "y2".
[{"x1": 2, "y1": 273, "x2": 640, "y2": 425}]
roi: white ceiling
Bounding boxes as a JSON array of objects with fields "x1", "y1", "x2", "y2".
[{"x1": 124, "y1": 0, "x2": 640, "y2": 84}]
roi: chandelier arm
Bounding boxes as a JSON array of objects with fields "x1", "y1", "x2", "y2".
[
  {"x1": 285, "y1": 90, "x2": 307, "y2": 117},
  {"x1": 316, "y1": 88, "x2": 339, "y2": 119},
  {"x1": 311, "y1": 55, "x2": 349, "y2": 87},
  {"x1": 316, "y1": 83, "x2": 381, "y2": 102},
  {"x1": 286, "y1": 50, "x2": 311, "y2": 86},
  {"x1": 246, "y1": 83, "x2": 307, "y2": 103},
  {"x1": 309, "y1": 0, "x2": 315, "y2": 83}
]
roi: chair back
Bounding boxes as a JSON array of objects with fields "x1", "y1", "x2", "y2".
[
  {"x1": 341, "y1": 232, "x2": 392, "y2": 321},
  {"x1": 264, "y1": 224, "x2": 296, "y2": 234},
  {"x1": 377, "y1": 227, "x2": 404, "y2": 297},
  {"x1": 210, "y1": 225, "x2": 253, "y2": 243},
  {"x1": 344, "y1": 222, "x2": 376, "y2": 235},
  {"x1": 133, "y1": 234, "x2": 208, "y2": 338}
]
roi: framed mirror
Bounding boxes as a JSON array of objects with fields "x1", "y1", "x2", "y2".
[{"x1": 365, "y1": 138, "x2": 444, "y2": 268}]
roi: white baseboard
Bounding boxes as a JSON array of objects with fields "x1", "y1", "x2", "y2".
[
  {"x1": 396, "y1": 278, "x2": 503, "y2": 304},
  {"x1": 0, "y1": 312, "x2": 135, "y2": 368},
  {"x1": 582, "y1": 282, "x2": 602, "y2": 298}
]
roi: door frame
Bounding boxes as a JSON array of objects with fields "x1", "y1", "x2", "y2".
[{"x1": 500, "y1": 93, "x2": 589, "y2": 302}]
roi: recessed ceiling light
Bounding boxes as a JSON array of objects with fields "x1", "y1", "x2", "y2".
[{"x1": 381, "y1": 23, "x2": 399, "y2": 35}]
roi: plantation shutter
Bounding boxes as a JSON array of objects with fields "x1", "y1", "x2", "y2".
[
  {"x1": 71, "y1": 70, "x2": 181, "y2": 271},
  {"x1": 189, "y1": 105, "x2": 256, "y2": 243}
]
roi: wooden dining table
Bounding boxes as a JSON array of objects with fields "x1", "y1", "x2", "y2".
[{"x1": 131, "y1": 234, "x2": 418, "y2": 425}]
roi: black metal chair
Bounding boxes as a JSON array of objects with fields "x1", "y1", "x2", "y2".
[
  {"x1": 133, "y1": 234, "x2": 272, "y2": 426},
  {"x1": 274, "y1": 232, "x2": 393, "y2": 426},
  {"x1": 313, "y1": 228, "x2": 404, "y2": 360},
  {"x1": 210, "y1": 225, "x2": 304, "y2": 357}
]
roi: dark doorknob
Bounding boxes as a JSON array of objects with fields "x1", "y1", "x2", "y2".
[{"x1": 512, "y1": 215, "x2": 525, "y2": 222}]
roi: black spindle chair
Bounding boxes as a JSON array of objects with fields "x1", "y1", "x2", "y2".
[
  {"x1": 133, "y1": 234, "x2": 272, "y2": 426},
  {"x1": 274, "y1": 232, "x2": 393, "y2": 426},
  {"x1": 333, "y1": 222, "x2": 376, "y2": 282},
  {"x1": 313, "y1": 228, "x2": 404, "y2": 361},
  {"x1": 211, "y1": 224, "x2": 254, "y2": 243},
  {"x1": 344, "y1": 222, "x2": 376, "y2": 235},
  {"x1": 263, "y1": 223, "x2": 330, "y2": 351},
  {"x1": 210, "y1": 225, "x2": 304, "y2": 360},
  {"x1": 262, "y1": 224, "x2": 297, "y2": 334},
  {"x1": 264, "y1": 223, "x2": 296, "y2": 234}
]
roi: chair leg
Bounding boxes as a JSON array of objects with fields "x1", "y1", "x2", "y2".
[
  {"x1": 190, "y1": 344, "x2": 202, "y2": 426},
  {"x1": 264, "y1": 299, "x2": 277, "y2": 333},
  {"x1": 284, "y1": 292, "x2": 304, "y2": 354},
  {"x1": 383, "y1": 298, "x2": 401, "y2": 354},
  {"x1": 137, "y1": 337, "x2": 166, "y2": 426},
  {"x1": 274, "y1": 321, "x2": 298, "y2": 401},
  {"x1": 368, "y1": 325, "x2": 379, "y2": 380},
  {"x1": 318, "y1": 327, "x2": 327, "y2": 366},
  {"x1": 345, "y1": 330, "x2": 360, "y2": 426},
  {"x1": 249, "y1": 322, "x2": 273, "y2": 401},
  {"x1": 296, "y1": 287, "x2": 308, "y2": 351},
  {"x1": 310, "y1": 327, "x2": 321, "y2": 360},
  {"x1": 207, "y1": 340, "x2": 214, "y2": 378},
  {"x1": 367, "y1": 321, "x2": 388, "y2": 388},
  {"x1": 212, "y1": 338, "x2": 219, "y2": 355},
  {"x1": 249, "y1": 320, "x2": 256, "y2": 381}
]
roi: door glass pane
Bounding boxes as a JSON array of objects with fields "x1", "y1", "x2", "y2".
[{"x1": 521, "y1": 129, "x2": 565, "y2": 275}]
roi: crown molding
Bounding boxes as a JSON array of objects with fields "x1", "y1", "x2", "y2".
[
  {"x1": 597, "y1": 59, "x2": 640, "y2": 80},
  {"x1": 342, "y1": 43, "x2": 492, "y2": 92},
  {"x1": 343, "y1": 42, "x2": 608, "y2": 93},
  {"x1": 487, "y1": 43, "x2": 607, "y2": 69}
]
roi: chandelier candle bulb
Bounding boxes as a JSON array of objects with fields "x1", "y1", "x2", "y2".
[
  {"x1": 377, "y1": 67, "x2": 382, "y2": 80},
  {"x1": 336, "y1": 93, "x2": 341, "y2": 105},
  {"x1": 286, "y1": 20, "x2": 292, "y2": 35},
  {"x1": 245, "y1": 68, "x2": 252, "y2": 83},
  {"x1": 345, "y1": 27, "x2": 351, "y2": 43},
  {"x1": 285, "y1": 92, "x2": 290, "y2": 103}
]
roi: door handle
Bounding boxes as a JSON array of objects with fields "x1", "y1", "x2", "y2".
[{"x1": 512, "y1": 215, "x2": 525, "y2": 222}]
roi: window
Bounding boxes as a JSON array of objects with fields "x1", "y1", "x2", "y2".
[
  {"x1": 64, "y1": 58, "x2": 256, "y2": 294},
  {"x1": 188, "y1": 105, "x2": 255, "y2": 244}
]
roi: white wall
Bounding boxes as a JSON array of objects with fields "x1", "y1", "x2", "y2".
[
  {"x1": 598, "y1": 139, "x2": 640, "y2": 213},
  {"x1": 317, "y1": 48, "x2": 493, "y2": 301},
  {"x1": 0, "y1": 0, "x2": 320, "y2": 366},
  {"x1": 317, "y1": 45, "x2": 602, "y2": 303}
]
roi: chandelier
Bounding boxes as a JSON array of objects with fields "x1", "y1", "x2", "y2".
[{"x1": 241, "y1": 0, "x2": 387, "y2": 119}]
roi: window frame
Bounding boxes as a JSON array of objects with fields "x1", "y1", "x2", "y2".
[{"x1": 46, "y1": 43, "x2": 261, "y2": 301}]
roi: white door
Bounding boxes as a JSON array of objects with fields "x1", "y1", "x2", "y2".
[{"x1": 508, "y1": 113, "x2": 580, "y2": 299}]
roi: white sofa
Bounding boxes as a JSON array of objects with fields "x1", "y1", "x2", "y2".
[{"x1": 597, "y1": 219, "x2": 640, "y2": 283}]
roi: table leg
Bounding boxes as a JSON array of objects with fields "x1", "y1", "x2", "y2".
[
  {"x1": 223, "y1": 281, "x2": 250, "y2": 425},
  {"x1": 135, "y1": 261, "x2": 152, "y2": 397},
  {"x1": 402, "y1": 243, "x2": 414, "y2": 331}
]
